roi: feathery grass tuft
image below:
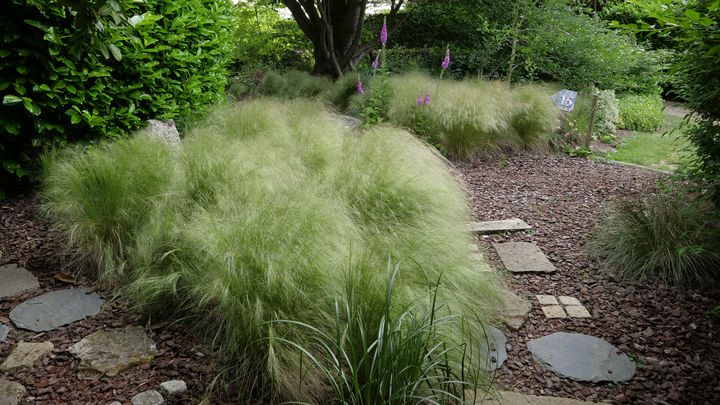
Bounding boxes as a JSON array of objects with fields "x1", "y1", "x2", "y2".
[{"x1": 42, "y1": 98, "x2": 500, "y2": 403}]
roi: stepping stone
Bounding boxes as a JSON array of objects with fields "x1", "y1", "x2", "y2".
[
  {"x1": 9, "y1": 288, "x2": 104, "y2": 332},
  {"x1": 131, "y1": 389, "x2": 164, "y2": 405},
  {"x1": 0, "y1": 379, "x2": 26, "y2": 405},
  {"x1": 480, "y1": 390, "x2": 597, "y2": 404},
  {"x1": 480, "y1": 325, "x2": 507, "y2": 371},
  {"x1": 0, "y1": 264, "x2": 39, "y2": 299},
  {"x1": 541, "y1": 305, "x2": 567, "y2": 319},
  {"x1": 0, "y1": 341, "x2": 54, "y2": 371},
  {"x1": 498, "y1": 289, "x2": 531, "y2": 330},
  {"x1": 68, "y1": 326, "x2": 158, "y2": 379},
  {"x1": 158, "y1": 380, "x2": 187, "y2": 396},
  {"x1": 466, "y1": 218, "x2": 532, "y2": 235},
  {"x1": 558, "y1": 296, "x2": 582, "y2": 306},
  {"x1": 527, "y1": 332, "x2": 636, "y2": 382},
  {"x1": 492, "y1": 242, "x2": 556, "y2": 274},
  {"x1": 536, "y1": 295, "x2": 558, "y2": 305},
  {"x1": 0, "y1": 324, "x2": 8, "y2": 342},
  {"x1": 565, "y1": 305, "x2": 592, "y2": 318}
]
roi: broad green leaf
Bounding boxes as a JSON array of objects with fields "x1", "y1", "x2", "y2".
[
  {"x1": 23, "y1": 98, "x2": 41, "y2": 115},
  {"x1": 109, "y1": 43, "x2": 122, "y2": 61},
  {"x1": 3, "y1": 95, "x2": 22, "y2": 105}
]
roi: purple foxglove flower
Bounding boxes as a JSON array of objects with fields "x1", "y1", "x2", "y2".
[
  {"x1": 372, "y1": 53, "x2": 380, "y2": 70},
  {"x1": 424, "y1": 90, "x2": 431, "y2": 105},
  {"x1": 357, "y1": 78, "x2": 364, "y2": 95},
  {"x1": 380, "y1": 18, "x2": 388, "y2": 47},
  {"x1": 417, "y1": 90, "x2": 423, "y2": 106},
  {"x1": 442, "y1": 47, "x2": 451, "y2": 70}
]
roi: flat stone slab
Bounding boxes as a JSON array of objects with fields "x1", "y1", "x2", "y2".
[
  {"x1": 9, "y1": 288, "x2": 104, "y2": 332},
  {"x1": 541, "y1": 305, "x2": 567, "y2": 319},
  {"x1": 498, "y1": 289, "x2": 531, "y2": 330},
  {"x1": 0, "y1": 324, "x2": 8, "y2": 342},
  {"x1": 131, "y1": 389, "x2": 164, "y2": 405},
  {"x1": 466, "y1": 218, "x2": 532, "y2": 235},
  {"x1": 0, "y1": 264, "x2": 39, "y2": 299},
  {"x1": 528, "y1": 332, "x2": 636, "y2": 382},
  {"x1": 0, "y1": 341, "x2": 54, "y2": 371},
  {"x1": 480, "y1": 390, "x2": 597, "y2": 404},
  {"x1": 565, "y1": 305, "x2": 592, "y2": 318},
  {"x1": 480, "y1": 326, "x2": 507, "y2": 371},
  {"x1": 536, "y1": 295, "x2": 558, "y2": 305},
  {"x1": 493, "y1": 242, "x2": 556, "y2": 274},
  {"x1": 69, "y1": 326, "x2": 158, "y2": 379},
  {"x1": 0, "y1": 379, "x2": 26, "y2": 405},
  {"x1": 558, "y1": 296, "x2": 582, "y2": 306}
]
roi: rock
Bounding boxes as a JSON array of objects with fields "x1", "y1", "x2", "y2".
[
  {"x1": 108, "y1": 402, "x2": 122, "y2": 405},
  {"x1": 0, "y1": 341, "x2": 54, "y2": 371},
  {"x1": 332, "y1": 114, "x2": 364, "y2": 130},
  {"x1": 527, "y1": 332, "x2": 636, "y2": 382},
  {"x1": 0, "y1": 324, "x2": 8, "y2": 342},
  {"x1": 0, "y1": 264, "x2": 39, "y2": 299},
  {"x1": 492, "y1": 242, "x2": 556, "y2": 274},
  {"x1": 146, "y1": 119, "x2": 180, "y2": 144},
  {"x1": 498, "y1": 289, "x2": 531, "y2": 330},
  {"x1": 68, "y1": 326, "x2": 158, "y2": 379},
  {"x1": 479, "y1": 390, "x2": 597, "y2": 404},
  {"x1": 131, "y1": 389, "x2": 164, "y2": 405},
  {"x1": 466, "y1": 218, "x2": 532, "y2": 235},
  {"x1": 158, "y1": 380, "x2": 187, "y2": 396},
  {"x1": 565, "y1": 305, "x2": 592, "y2": 318},
  {"x1": 0, "y1": 379, "x2": 26, "y2": 405},
  {"x1": 480, "y1": 326, "x2": 507, "y2": 371},
  {"x1": 9, "y1": 288, "x2": 104, "y2": 332}
]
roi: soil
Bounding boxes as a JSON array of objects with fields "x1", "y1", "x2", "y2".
[
  {"x1": 458, "y1": 152, "x2": 720, "y2": 404},
  {"x1": 2, "y1": 151, "x2": 719, "y2": 404}
]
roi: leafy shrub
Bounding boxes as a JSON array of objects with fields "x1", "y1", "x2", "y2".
[
  {"x1": 618, "y1": 94, "x2": 665, "y2": 132},
  {"x1": 594, "y1": 89, "x2": 621, "y2": 135},
  {"x1": 0, "y1": 0, "x2": 233, "y2": 191},
  {"x1": 42, "y1": 99, "x2": 500, "y2": 402},
  {"x1": 351, "y1": 72, "x2": 560, "y2": 158},
  {"x1": 589, "y1": 191, "x2": 720, "y2": 286}
]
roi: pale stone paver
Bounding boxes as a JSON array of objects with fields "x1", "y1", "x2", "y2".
[
  {"x1": 498, "y1": 290, "x2": 531, "y2": 330},
  {"x1": 477, "y1": 390, "x2": 597, "y2": 404},
  {"x1": 466, "y1": 218, "x2": 532, "y2": 235},
  {"x1": 528, "y1": 332, "x2": 636, "y2": 382},
  {"x1": 10, "y1": 288, "x2": 104, "y2": 332},
  {"x1": 131, "y1": 389, "x2": 164, "y2": 405},
  {"x1": 69, "y1": 326, "x2": 158, "y2": 379},
  {"x1": 480, "y1": 326, "x2": 507, "y2": 371},
  {"x1": 536, "y1": 295, "x2": 558, "y2": 305},
  {"x1": 158, "y1": 380, "x2": 187, "y2": 396},
  {"x1": 0, "y1": 264, "x2": 39, "y2": 299},
  {"x1": 0, "y1": 379, "x2": 26, "y2": 405},
  {"x1": 565, "y1": 305, "x2": 592, "y2": 318},
  {"x1": 492, "y1": 242, "x2": 556, "y2": 274},
  {"x1": 0, "y1": 341, "x2": 54, "y2": 371},
  {"x1": 541, "y1": 305, "x2": 567, "y2": 319},
  {"x1": 558, "y1": 296, "x2": 582, "y2": 306}
]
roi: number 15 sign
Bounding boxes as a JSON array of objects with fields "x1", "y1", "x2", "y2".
[{"x1": 551, "y1": 90, "x2": 577, "y2": 112}]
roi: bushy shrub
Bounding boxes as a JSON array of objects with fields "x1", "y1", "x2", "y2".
[
  {"x1": 0, "y1": 0, "x2": 233, "y2": 191},
  {"x1": 350, "y1": 72, "x2": 560, "y2": 158},
  {"x1": 42, "y1": 99, "x2": 500, "y2": 402},
  {"x1": 618, "y1": 94, "x2": 665, "y2": 132},
  {"x1": 594, "y1": 89, "x2": 621, "y2": 135},
  {"x1": 257, "y1": 70, "x2": 357, "y2": 109},
  {"x1": 589, "y1": 190, "x2": 720, "y2": 286}
]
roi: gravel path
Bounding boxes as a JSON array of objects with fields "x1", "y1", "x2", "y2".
[{"x1": 458, "y1": 152, "x2": 720, "y2": 404}]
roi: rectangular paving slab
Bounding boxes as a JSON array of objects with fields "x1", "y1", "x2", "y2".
[
  {"x1": 492, "y1": 242, "x2": 556, "y2": 274},
  {"x1": 466, "y1": 218, "x2": 532, "y2": 235}
]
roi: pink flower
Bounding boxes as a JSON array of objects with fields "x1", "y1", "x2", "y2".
[
  {"x1": 357, "y1": 78, "x2": 364, "y2": 95},
  {"x1": 372, "y1": 53, "x2": 380, "y2": 70},
  {"x1": 441, "y1": 47, "x2": 451, "y2": 70},
  {"x1": 380, "y1": 17, "x2": 388, "y2": 47},
  {"x1": 417, "y1": 90, "x2": 423, "y2": 106},
  {"x1": 424, "y1": 90, "x2": 431, "y2": 105}
]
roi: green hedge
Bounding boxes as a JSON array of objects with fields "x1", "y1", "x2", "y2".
[
  {"x1": 618, "y1": 94, "x2": 665, "y2": 132},
  {"x1": 0, "y1": 0, "x2": 233, "y2": 192}
]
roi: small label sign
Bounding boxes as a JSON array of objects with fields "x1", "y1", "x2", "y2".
[{"x1": 552, "y1": 90, "x2": 577, "y2": 112}]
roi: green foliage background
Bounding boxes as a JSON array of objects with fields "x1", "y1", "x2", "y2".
[{"x1": 0, "y1": 0, "x2": 234, "y2": 192}]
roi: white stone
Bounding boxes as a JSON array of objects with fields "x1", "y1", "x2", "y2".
[
  {"x1": 146, "y1": 119, "x2": 180, "y2": 145},
  {"x1": 558, "y1": 296, "x2": 582, "y2": 306},
  {"x1": 536, "y1": 295, "x2": 558, "y2": 305},
  {"x1": 0, "y1": 341, "x2": 54, "y2": 371},
  {"x1": 493, "y1": 242, "x2": 556, "y2": 274},
  {"x1": 131, "y1": 390, "x2": 164, "y2": 405},
  {"x1": 159, "y1": 380, "x2": 187, "y2": 396},
  {"x1": 499, "y1": 290, "x2": 531, "y2": 330},
  {"x1": 565, "y1": 305, "x2": 592, "y2": 318},
  {"x1": 541, "y1": 305, "x2": 567, "y2": 319}
]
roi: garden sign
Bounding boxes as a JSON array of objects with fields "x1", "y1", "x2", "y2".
[{"x1": 552, "y1": 90, "x2": 577, "y2": 112}]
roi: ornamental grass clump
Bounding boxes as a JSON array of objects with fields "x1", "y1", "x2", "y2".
[{"x1": 42, "y1": 98, "x2": 500, "y2": 403}]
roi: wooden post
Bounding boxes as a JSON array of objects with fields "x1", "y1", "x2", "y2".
[{"x1": 586, "y1": 94, "x2": 598, "y2": 148}]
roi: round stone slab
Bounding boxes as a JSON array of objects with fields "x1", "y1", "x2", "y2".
[
  {"x1": 9, "y1": 288, "x2": 104, "y2": 332},
  {"x1": 0, "y1": 264, "x2": 39, "y2": 299},
  {"x1": 527, "y1": 332, "x2": 636, "y2": 382},
  {"x1": 68, "y1": 326, "x2": 158, "y2": 379},
  {"x1": 480, "y1": 325, "x2": 507, "y2": 371}
]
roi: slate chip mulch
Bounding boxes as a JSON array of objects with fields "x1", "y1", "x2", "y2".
[{"x1": 458, "y1": 152, "x2": 720, "y2": 404}]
